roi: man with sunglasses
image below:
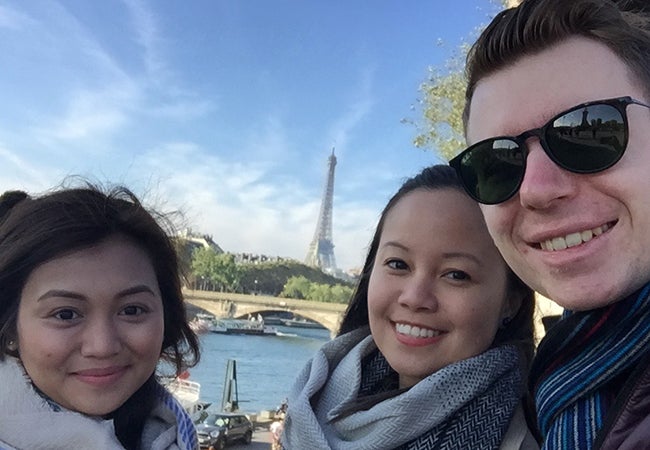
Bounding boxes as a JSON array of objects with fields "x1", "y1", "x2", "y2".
[{"x1": 450, "y1": 0, "x2": 650, "y2": 449}]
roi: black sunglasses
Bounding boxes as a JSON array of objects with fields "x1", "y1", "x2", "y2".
[{"x1": 450, "y1": 96, "x2": 650, "y2": 204}]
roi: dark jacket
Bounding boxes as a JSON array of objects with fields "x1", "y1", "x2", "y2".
[{"x1": 596, "y1": 352, "x2": 650, "y2": 450}]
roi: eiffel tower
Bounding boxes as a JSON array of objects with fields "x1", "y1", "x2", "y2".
[{"x1": 305, "y1": 148, "x2": 337, "y2": 272}]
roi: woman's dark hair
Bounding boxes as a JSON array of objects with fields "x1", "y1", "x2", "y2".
[
  {"x1": 337, "y1": 165, "x2": 536, "y2": 371},
  {"x1": 463, "y1": 0, "x2": 650, "y2": 131},
  {"x1": 0, "y1": 183, "x2": 200, "y2": 449}
]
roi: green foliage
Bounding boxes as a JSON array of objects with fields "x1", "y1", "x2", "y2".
[
  {"x1": 191, "y1": 248, "x2": 243, "y2": 292},
  {"x1": 280, "y1": 275, "x2": 312, "y2": 299},
  {"x1": 280, "y1": 275, "x2": 353, "y2": 304},
  {"x1": 415, "y1": 66, "x2": 468, "y2": 161},
  {"x1": 238, "y1": 260, "x2": 353, "y2": 297},
  {"x1": 412, "y1": 0, "x2": 516, "y2": 161},
  {"x1": 186, "y1": 248, "x2": 355, "y2": 298},
  {"x1": 308, "y1": 283, "x2": 334, "y2": 302},
  {"x1": 331, "y1": 284, "x2": 354, "y2": 303}
]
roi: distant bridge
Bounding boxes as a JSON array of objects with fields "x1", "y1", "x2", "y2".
[{"x1": 182, "y1": 289, "x2": 347, "y2": 334}]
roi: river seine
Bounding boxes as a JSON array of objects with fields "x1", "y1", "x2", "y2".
[{"x1": 187, "y1": 325, "x2": 331, "y2": 414}]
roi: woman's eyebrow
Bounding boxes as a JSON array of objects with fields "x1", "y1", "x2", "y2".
[
  {"x1": 381, "y1": 241, "x2": 409, "y2": 251},
  {"x1": 37, "y1": 290, "x2": 85, "y2": 302},
  {"x1": 36, "y1": 285, "x2": 156, "y2": 302},
  {"x1": 117, "y1": 285, "x2": 156, "y2": 297},
  {"x1": 441, "y1": 251, "x2": 482, "y2": 266}
]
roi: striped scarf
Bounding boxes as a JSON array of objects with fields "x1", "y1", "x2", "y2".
[
  {"x1": 531, "y1": 283, "x2": 650, "y2": 449},
  {"x1": 283, "y1": 328, "x2": 523, "y2": 450}
]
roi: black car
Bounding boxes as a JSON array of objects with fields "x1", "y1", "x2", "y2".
[{"x1": 196, "y1": 412, "x2": 254, "y2": 449}]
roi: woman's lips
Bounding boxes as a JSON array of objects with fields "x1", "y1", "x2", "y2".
[
  {"x1": 393, "y1": 322, "x2": 445, "y2": 347},
  {"x1": 72, "y1": 366, "x2": 128, "y2": 385}
]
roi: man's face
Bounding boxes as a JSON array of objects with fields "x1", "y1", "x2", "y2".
[{"x1": 467, "y1": 36, "x2": 650, "y2": 311}]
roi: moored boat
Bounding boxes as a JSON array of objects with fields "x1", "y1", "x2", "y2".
[
  {"x1": 189, "y1": 313, "x2": 214, "y2": 334},
  {"x1": 280, "y1": 317, "x2": 325, "y2": 329},
  {"x1": 209, "y1": 318, "x2": 279, "y2": 336},
  {"x1": 163, "y1": 372, "x2": 210, "y2": 421}
]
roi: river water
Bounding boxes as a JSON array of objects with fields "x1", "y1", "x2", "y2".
[{"x1": 186, "y1": 325, "x2": 331, "y2": 414}]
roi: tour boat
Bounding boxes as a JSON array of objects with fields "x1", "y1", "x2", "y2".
[{"x1": 209, "y1": 318, "x2": 279, "y2": 336}]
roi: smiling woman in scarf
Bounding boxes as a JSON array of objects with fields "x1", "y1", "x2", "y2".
[
  {"x1": 281, "y1": 165, "x2": 539, "y2": 450},
  {"x1": 0, "y1": 184, "x2": 200, "y2": 450}
]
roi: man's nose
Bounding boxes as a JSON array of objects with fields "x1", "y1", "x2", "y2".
[{"x1": 518, "y1": 139, "x2": 577, "y2": 209}]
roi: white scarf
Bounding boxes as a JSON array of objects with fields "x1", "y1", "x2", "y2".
[
  {"x1": 282, "y1": 327, "x2": 522, "y2": 450},
  {"x1": 0, "y1": 357, "x2": 197, "y2": 450}
]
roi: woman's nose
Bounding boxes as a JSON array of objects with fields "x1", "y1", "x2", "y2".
[
  {"x1": 397, "y1": 275, "x2": 439, "y2": 312},
  {"x1": 80, "y1": 318, "x2": 122, "y2": 357}
]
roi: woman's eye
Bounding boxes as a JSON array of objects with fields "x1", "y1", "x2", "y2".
[
  {"x1": 120, "y1": 305, "x2": 146, "y2": 316},
  {"x1": 386, "y1": 259, "x2": 408, "y2": 270},
  {"x1": 53, "y1": 309, "x2": 79, "y2": 321},
  {"x1": 445, "y1": 270, "x2": 470, "y2": 281}
]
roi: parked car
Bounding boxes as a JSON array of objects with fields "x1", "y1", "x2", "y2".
[{"x1": 196, "y1": 412, "x2": 254, "y2": 449}]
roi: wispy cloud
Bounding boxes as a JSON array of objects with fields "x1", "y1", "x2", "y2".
[
  {"x1": 0, "y1": 4, "x2": 36, "y2": 30},
  {"x1": 122, "y1": 0, "x2": 167, "y2": 82},
  {"x1": 0, "y1": 144, "x2": 64, "y2": 192},
  {"x1": 146, "y1": 98, "x2": 215, "y2": 120},
  {"x1": 34, "y1": 85, "x2": 135, "y2": 143},
  {"x1": 121, "y1": 0, "x2": 215, "y2": 124},
  {"x1": 328, "y1": 66, "x2": 375, "y2": 153}
]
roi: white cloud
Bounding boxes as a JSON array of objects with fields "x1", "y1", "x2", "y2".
[
  {"x1": 130, "y1": 140, "x2": 376, "y2": 271},
  {"x1": 0, "y1": 5, "x2": 36, "y2": 30}
]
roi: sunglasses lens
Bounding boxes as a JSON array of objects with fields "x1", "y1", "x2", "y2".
[
  {"x1": 546, "y1": 103, "x2": 627, "y2": 172},
  {"x1": 454, "y1": 99, "x2": 632, "y2": 204},
  {"x1": 455, "y1": 139, "x2": 525, "y2": 204}
]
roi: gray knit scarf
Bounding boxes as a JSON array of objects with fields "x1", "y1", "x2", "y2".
[{"x1": 282, "y1": 327, "x2": 522, "y2": 450}]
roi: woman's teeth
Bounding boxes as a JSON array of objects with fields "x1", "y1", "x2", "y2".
[
  {"x1": 540, "y1": 223, "x2": 611, "y2": 251},
  {"x1": 395, "y1": 323, "x2": 441, "y2": 338}
]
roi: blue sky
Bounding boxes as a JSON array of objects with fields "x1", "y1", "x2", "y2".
[{"x1": 0, "y1": 1, "x2": 501, "y2": 271}]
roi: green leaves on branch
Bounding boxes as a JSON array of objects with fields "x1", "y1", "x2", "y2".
[
  {"x1": 413, "y1": 0, "x2": 518, "y2": 161},
  {"x1": 415, "y1": 67, "x2": 467, "y2": 161}
]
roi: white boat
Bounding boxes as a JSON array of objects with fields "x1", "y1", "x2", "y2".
[
  {"x1": 209, "y1": 318, "x2": 279, "y2": 336},
  {"x1": 164, "y1": 374, "x2": 208, "y2": 420},
  {"x1": 189, "y1": 315, "x2": 213, "y2": 334},
  {"x1": 280, "y1": 317, "x2": 326, "y2": 329}
]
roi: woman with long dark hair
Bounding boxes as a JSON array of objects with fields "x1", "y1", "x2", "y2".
[
  {"x1": 282, "y1": 165, "x2": 538, "y2": 449},
  {"x1": 0, "y1": 183, "x2": 200, "y2": 450}
]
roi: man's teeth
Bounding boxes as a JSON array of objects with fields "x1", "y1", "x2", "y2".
[
  {"x1": 540, "y1": 223, "x2": 610, "y2": 251},
  {"x1": 395, "y1": 323, "x2": 441, "y2": 338}
]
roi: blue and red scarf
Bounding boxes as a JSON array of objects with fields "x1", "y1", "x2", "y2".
[{"x1": 531, "y1": 283, "x2": 650, "y2": 449}]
